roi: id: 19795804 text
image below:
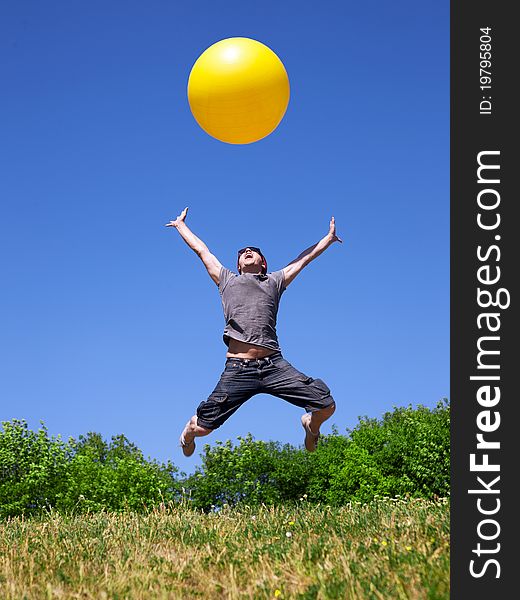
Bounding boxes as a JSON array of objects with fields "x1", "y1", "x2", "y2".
[{"x1": 480, "y1": 27, "x2": 492, "y2": 115}]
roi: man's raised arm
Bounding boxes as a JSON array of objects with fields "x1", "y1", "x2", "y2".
[
  {"x1": 282, "y1": 216, "x2": 343, "y2": 287},
  {"x1": 165, "y1": 207, "x2": 223, "y2": 285}
]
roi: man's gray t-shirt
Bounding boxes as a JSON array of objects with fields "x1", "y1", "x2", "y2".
[{"x1": 218, "y1": 267, "x2": 286, "y2": 350}]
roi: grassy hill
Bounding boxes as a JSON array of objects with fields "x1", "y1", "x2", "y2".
[{"x1": 0, "y1": 498, "x2": 449, "y2": 599}]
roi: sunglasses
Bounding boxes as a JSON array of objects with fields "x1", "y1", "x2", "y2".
[{"x1": 237, "y1": 247, "x2": 263, "y2": 257}]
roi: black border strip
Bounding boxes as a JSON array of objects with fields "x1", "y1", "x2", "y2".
[{"x1": 451, "y1": 1, "x2": 515, "y2": 597}]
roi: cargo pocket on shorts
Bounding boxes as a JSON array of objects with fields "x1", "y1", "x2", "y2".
[
  {"x1": 297, "y1": 375, "x2": 332, "y2": 402},
  {"x1": 211, "y1": 393, "x2": 229, "y2": 404},
  {"x1": 197, "y1": 393, "x2": 229, "y2": 426}
]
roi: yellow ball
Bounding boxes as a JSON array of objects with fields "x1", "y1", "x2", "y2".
[{"x1": 187, "y1": 37, "x2": 290, "y2": 145}]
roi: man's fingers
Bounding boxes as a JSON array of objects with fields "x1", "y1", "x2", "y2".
[
  {"x1": 329, "y1": 216, "x2": 342, "y2": 243},
  {"x1": 166, "y1": 207, "x2": 189, "y2": 227}
]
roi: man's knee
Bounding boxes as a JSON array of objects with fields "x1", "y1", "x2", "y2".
[{"x1": 320, "y1": 401, "x2": 336, "y2": 418}]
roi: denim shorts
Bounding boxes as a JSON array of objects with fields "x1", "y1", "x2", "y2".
[{"x1": 196, "y1": 352, "x2": 335, "y2": 430}]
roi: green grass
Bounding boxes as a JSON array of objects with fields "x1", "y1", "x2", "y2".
[{"x1": 0, "y1": 497, "x2": 449, "y2": 599}]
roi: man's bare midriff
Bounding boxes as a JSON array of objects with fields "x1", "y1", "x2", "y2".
[{"x1": 226, "y1": 338, "x2": 277, "y2": 359}]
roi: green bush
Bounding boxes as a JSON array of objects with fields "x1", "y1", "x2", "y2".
[
  {"x1": 0, "y1": 420, "x2": 71, "y2": 518},
  {"x1": 185, "y1": 399, "x2": 450, "y2": 509},
  {"x1": 0, "y1": 421, "x2": 181, "y2": 517},
  {"x1": 59, "y1": 432, "x2": 181, "y2": 513},
  {"x1": 184, "y1": 434, "x2": 312, "y2": 510},
  {"x1": 1, "y1": 400, "x2": 450, "y2": 517},
  {"x1": 346, "y1": 399, "x2": 450, "y2": 498}
]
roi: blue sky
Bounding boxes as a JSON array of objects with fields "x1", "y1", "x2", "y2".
[{"x1": 0, "y1": 1, "x2": 449, "y2": 475}]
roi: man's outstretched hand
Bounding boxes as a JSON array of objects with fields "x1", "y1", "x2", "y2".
[
  {"x1": 329, "y1": 216, "x2": 343, "y2": 243},
  {"x1": 165, "y1": 207, "x2": 189, "y2": 228}
]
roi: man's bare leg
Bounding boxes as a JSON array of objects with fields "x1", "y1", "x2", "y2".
[
  {"x1": 301, "y1": 402, "x2": 336, "y2": 451},
  {"x1": 179, "y1": 415, "x2": 213, "y2": 457}
]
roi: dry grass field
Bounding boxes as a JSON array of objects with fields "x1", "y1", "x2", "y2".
[{"x1": 0, "y1": 497, "x2": 449, "y2": 599}]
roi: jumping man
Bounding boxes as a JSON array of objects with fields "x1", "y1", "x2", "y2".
[{"x1": 165, "y1": 208, "x2": 342, "y2": 456}]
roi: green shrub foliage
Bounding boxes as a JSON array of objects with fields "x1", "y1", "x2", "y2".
[
  {"x1": 184, "y1": 435, "x2": 313, "y2": 509},
  {"x1": 0, "y1": 421, "x2": 181, "y2": 517},
  {"x1": 1, "y1": 400, "x2": 449, "y2": 516},
  {"x1": 185, "y1": 399, "x2": 450, "y2": 510},
  {"x1": 0, "y1": 420, "x2": 71, "y2": 517}
]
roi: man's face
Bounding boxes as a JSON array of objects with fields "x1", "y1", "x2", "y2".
[{"x1": 238, "y1": 247, "x2": 264, "y2": 273}]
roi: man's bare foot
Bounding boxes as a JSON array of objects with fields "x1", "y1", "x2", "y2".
[
  {"x1": 179, "y1": 422, "x2": 196, "y2": 457},
  {"x1": 301, "y1": 413, "x2": 320, "y2": 452}
]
